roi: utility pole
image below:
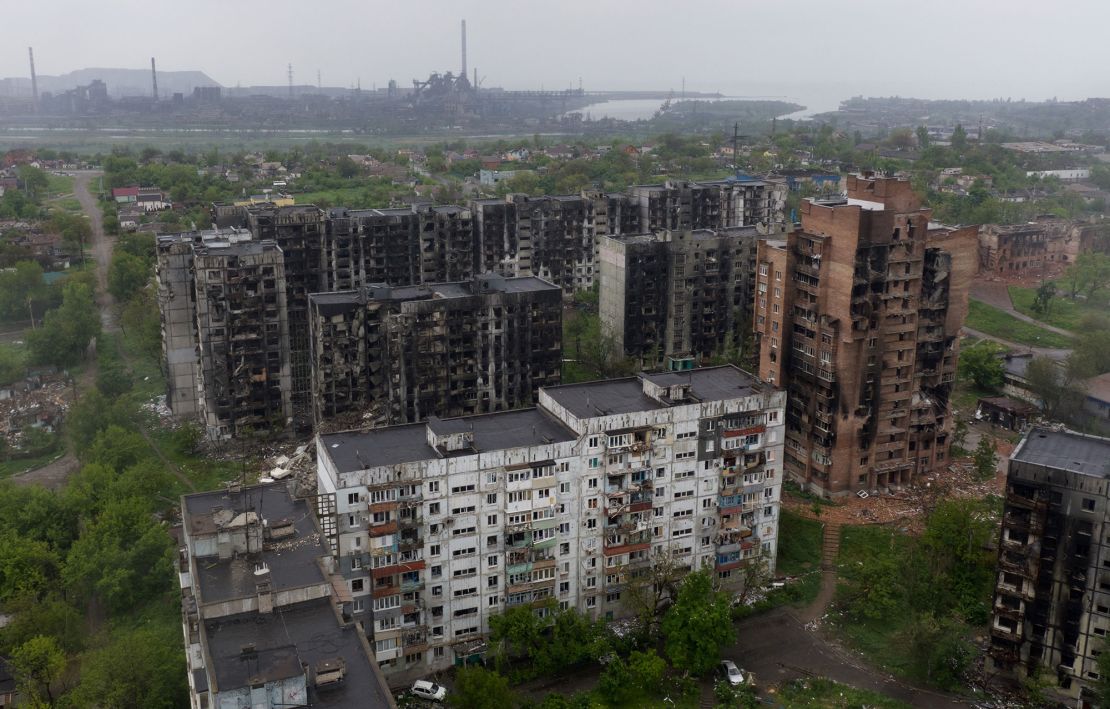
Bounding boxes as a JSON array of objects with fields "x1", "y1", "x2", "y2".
[
  {"x1": 151, "y1": 57, "x2": 159, "y2": 102},
  {"x1": 732, "y1": 122, "x2": 740, "y2": 173},
  {"x1": 287, "y1": 63, "x2": 294, "y2": 99}
]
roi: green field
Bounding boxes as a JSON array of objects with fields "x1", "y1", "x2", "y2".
[
  {"x1": 1008, "y1": 285, "x2": 1104, "y2": 332},
  {"x1": 777, "y1": 510, "x2": 823, "y2": 576},
  {"x1": 775, "y1": 678, "x2": 911, "y2": 708},
  {"x1": 965, "y1": 299, "x2": 1072, "y2": 348}
]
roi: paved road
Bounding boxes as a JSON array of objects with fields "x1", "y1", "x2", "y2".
[
  {"x1": 970, "y1": 281, "x2": 1074, "y2": 339},
  {"x1": 962, "y1": 326, "x2": 1071, "y2": 360}
]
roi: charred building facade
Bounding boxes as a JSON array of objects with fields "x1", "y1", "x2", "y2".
[
  {"x1": 629, "y1": 178, "x2": 784, "y2": 233},
  {"x1": 309, "y1": 275, "x2": 562, "y2": 430},
  {"x1": 315, "y1": 366, "x2": 785, "y2": 682},
  {"x1": 753, "y1": 175, "x2": 977, "y2": 497},
  {"x1": 988, "y1": 428, "x2": 1110, "y2": 707},
  {"x1": 599, "y1": 226, "x2": 769, "y2": 369}
]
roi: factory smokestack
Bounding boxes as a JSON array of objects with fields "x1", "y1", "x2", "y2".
[
  {"x1": 461, "y1": 20, "x2": 467, "y2": 79},
  {"x1": 28, "y1": 47, "x2": 38, "y2": 112},
  {"x1": 151, "y1": 57, "x2": 159, "y2": 101}
]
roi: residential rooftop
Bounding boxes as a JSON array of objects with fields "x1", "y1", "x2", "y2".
[
  {"x1": 543, "y1": 366, "x2": 764, "y2": 420},
  {"x1": 1012, "y1": 427, "x2": 1110, "y2": 478},
  {"x1": 321, "y1": 407, "x2": 577, "y2": 473},
  {"x1": 308, "y1": 275, "x2": 559, "y2": 315},
  {"x1": 183, "y1": 484, "x2": 329, "y2": 604}
]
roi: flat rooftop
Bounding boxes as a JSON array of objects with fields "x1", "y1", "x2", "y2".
[
  {"x1": 543, "y1": 366, "x2": 763, "y2": 419},
  {"x1": 1012, "y1": 427, "x2": 1110, "y2": 478},
  {"x1": 204, "y1": 599, "x2": 389, "y2": 708},
  {"x1": 321, "y1": 407, "x2": 577, "y2": 473},
  {"x1": 184, "y1": 484, "x2": 329, "y2": 604},
  {"x1": 309, "y1": 276, "x2": 559, "y2": 313}
]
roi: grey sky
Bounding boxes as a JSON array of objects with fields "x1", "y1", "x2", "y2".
[{"x1": 3, "y1": 0, "x2": 1106, "y2": 109}]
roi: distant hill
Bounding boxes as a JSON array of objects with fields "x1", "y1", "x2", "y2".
[{"x1": 0, "y1": 67, "x2": 222, "y2": 98}]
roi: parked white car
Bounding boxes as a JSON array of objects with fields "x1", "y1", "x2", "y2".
[
  {"x1": 717, "y1": 659, "x2": 754, "y2": 687},
  {"x1": 411, "y1": 679, "x2": 447, "y2": 702}
]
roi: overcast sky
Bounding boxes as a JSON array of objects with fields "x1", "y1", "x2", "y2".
[{"x1": 4, "y1": 0, "x2": 1107, "y2": 109}]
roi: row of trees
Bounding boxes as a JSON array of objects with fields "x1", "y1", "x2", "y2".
[{"x1": 441, "y1": 567, "x2": 741, "y2": 708}]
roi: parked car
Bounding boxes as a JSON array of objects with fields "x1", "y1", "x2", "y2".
[
  {"x1": 717, "y1": 659, "x2": 754, "y2": 687},
  {"x1": 410, "y1": 679, "x2": 447, "y2": 702}
]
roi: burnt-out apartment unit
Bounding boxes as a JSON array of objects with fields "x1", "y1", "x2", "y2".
[
  {"x1": 628, "y1": 178, "x2": 785, "y2": 233},
  {"x1": 157, "y1": 228, "x2": 294, "y2": 439},
  {"x1": 193, "y1": 241, "x2": 292, "y2": 439},
  {"x1": 988, "y1": 428, "x2": 1110, "y2": 707},
  {"x1": 753, "y1": 175, "x2": 977, "y2": 497},
  {"x1": 598, "y1": 226, "x2": 770, "y2": 369},
  {"x1": 308, "y1": 274, "x2": 563, "y2": 430}
]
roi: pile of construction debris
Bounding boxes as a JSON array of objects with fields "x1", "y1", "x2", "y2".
[{"x1": 260, "y1": 443, "x2": 317, "y2": 497}]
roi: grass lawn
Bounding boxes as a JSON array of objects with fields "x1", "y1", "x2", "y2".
[
  {"x1": 1009, "y1": 285, "x2": 1104, "y2": 333},
  {"x1": 777, "y1": 509, "x2": 823, "y2": 576},
  {"x1": 831, "y1": 526, "x2": 917, "y2": 678},
  {"x1": 44, "y1": 172, "x2": 75, "y2": 198},
  {"x1": 0, "y1": 444, "x2": 65, "y2": 480},
  {"x1": 965, "y1": 300, "x2": 1072, "y2": 348},
  {"x1": 773, "y1": 677, "x2": 910, "y2": 708}
]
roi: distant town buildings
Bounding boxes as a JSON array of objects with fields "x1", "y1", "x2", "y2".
[
  {"x1": 315, "y1": 366, "x2": 785, "y2": 681},
  {"x1": 753, "y1": 174, "x2": 977, "y2": 497},
  {"x1": 988, "y1": 427, "x2": 1110, "y2": 707},
  {"x1": 978, "y1": 218, "x2": 1108, "y2": 277}
]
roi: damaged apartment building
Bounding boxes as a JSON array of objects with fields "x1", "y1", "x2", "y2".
[
  {"x1": 178, "y1": 481, "x2": 396, "y2": 709},
  {"x1": 309, "y1": 274, "x2": 562, "y2": 430},
  {"x1": 978, "y1": 217, "x2": 1110, "y2": 277},
  {"x1": 753, "y1": 175, "x2": 977, "y2": 497},
  {"x1": 156, "y1": 178, "x2": 786, "y2": 440},
  {"x1": 314, "y1": 365, "x2": 785, "y2": 682},
  {"x1": 598, "y1": 225, "x2": 776, "y2": 370},
  {"x1": 988, "y1": 428, "x2": 1110, "y2": 707}
]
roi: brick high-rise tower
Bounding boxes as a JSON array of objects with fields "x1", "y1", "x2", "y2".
[{"x1": 753, "y1": 174, "x2": 977, "y2": 497}]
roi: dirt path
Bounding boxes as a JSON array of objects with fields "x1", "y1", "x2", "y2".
[
  {"x1": 962, "y1": 326, "x2": 1072, "y2": 359},
  {"x1": 796, "y1": 521, "x2": 841, "y2": 625},
  {"x1": 970, "y1": 281, "x2": 1074, "y2": 339},
  {"x1": 13, "y1": 172, "x2": 109, "y2": 489}
]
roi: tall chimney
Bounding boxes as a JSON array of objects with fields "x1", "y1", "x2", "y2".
[
  {"x1": 28, "y1": 48, "x2": 38, "y2": 112},
  {"x1": 150, "y1": 57, "x2": 159, "y2": 101},
  {"x1": 461, "y1": 19, "x2": 467, "y2": 79}
]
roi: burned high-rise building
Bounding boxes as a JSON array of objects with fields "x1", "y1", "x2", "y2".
[
  {"x1": 309, "y1": 275, "x2": 562, "y2": 430},
  {"x1": 988, "y1": 428, "x2": 1110, "y2": 707},
  {"x1": 629, "y1": 178, "x2": 785, "y2": 233},
  {"x1": 753, "y1": 175, "x2": 977, "y2": 496},
  {"x1": 192, "y1": 240, "x2": 292, "y2": 439},
  {"x1": 599, "y1": 226, "x2": 769, "y2": 369}
]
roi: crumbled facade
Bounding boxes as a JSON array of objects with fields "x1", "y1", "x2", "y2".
[
  {"x1": 978, "y1": 217, "x2": 1110, "y2": 277},
  {"x1": 599, "y1": 226, "x2": 770, "y2": 369},
  {"x1": 754, "y1": 175, "x2": 977, "y2": 497},
  {"x1": 988, "y1": 428, "x2": 1110, "y2": 707},
  {"x1": 315, "y1": 366, "x2": 785, "y2": 683},
  {"x1": 309, "y1": 275, "x2": 563, "y2": 431}
]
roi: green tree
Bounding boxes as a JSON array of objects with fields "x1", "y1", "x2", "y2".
[
  {"x1": 957, "y1": 341, "x2": 1004, "y2": 392},
  {"x1": 918, "y1": 500, "x2": 996, "y2": 622},
  {"x1": 903, "y1": 613, "x2": 974, "y2": 690},
  {"x1": 63, "y1": 496, "x2": 174, "y2": 614},
  {"x1": 0, "y1": 532, "x2": 59, "y2": 603},
  {"x1": 16, "y1": 165, "x2": 49, "y2": 200},
  {"x1": 1030, "y1": 280, "x2": 1057, "y2": 316},
  {"x1": 1024, "y1": 356, "x2": 1084, "y2": 419},
  {"x1": 972, "y1": 437, "x2": 998, "y2": 481},
  {"x1": 107, "y1": 251, "x2": 150, "y2": 303},
  {"x1": 0, "y1": 260, "x2": 48, "y2": 322},
  {"x1": 915, "y1": 125, "x2": 930, "y2": 149},
  {"x1": 27, "y1": 280, "x2": 101, "y2": 366},
  {"x1": 951, "y1": 124, "x2": 968, "y2": 151},
  {"x1": 447, "y1": 666, "x2": 516, "y2": 709},
  {"x1": 10, "y1": 635, "x2": 66, "y2": 707},
  {"x1": 69, "y1": 623, "x2": 188, "y2": 709},
  {"x1": 1063, "y1": 253, "x2": 1110, "y2": 301},
  {"x1": 661, "y1": 570, "x2": 734, "y2": 675}
]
